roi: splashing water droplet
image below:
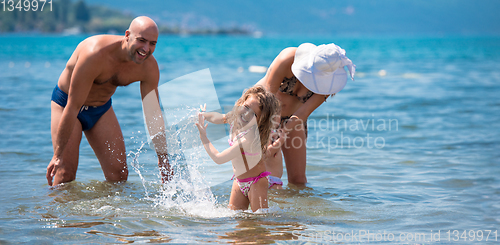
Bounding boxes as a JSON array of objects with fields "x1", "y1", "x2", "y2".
[{"x1": 130, "y1": 106, "x2": 232, "y2": 218}]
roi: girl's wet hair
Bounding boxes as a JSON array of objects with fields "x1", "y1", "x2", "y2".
[{"x1": 229, "y1": 85, "x2": 281, "y2": 155}]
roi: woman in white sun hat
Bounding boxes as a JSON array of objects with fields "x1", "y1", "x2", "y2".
[{"x1": 255, "y1": 42, "x2": 355, "y2": 185}]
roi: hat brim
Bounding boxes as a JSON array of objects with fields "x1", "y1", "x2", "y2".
[{"x1": 291, "y1": 63, "x2": 348, "y2": 95}]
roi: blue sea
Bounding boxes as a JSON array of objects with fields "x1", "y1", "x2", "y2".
[{"x1": 0, "y1": 35, "x2": 499, "y2": 244}]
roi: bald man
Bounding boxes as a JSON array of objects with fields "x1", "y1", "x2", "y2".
[{"x1": 47, "y1": 16, "x2": 171, "y2": 186}]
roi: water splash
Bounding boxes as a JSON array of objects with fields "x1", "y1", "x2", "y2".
[
  {"x1": 129, "y1": 107, "x2": 234, "y2": 218},
  {"x1": 128, "y1": 140, "x2": 151, "y2": 197}
]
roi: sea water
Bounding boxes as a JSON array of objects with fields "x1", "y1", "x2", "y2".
[{"x1": 0, "y1": 35, "x2": 499, "y2": 244}]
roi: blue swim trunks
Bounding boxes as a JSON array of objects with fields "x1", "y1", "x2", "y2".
[{"x1": 51, "y1": 85, "x2": 112, "y2": 131}]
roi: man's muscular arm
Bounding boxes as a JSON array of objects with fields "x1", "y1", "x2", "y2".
[
  {"x1": 140, "y1": 59, "x2": 171, "y2": 183},
  {"x1": 47, "y1": 51, "x2": 103, "y2": 186}
]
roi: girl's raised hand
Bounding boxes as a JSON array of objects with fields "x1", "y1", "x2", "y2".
[{"x1": 195, "y1": 112, "x2": 208, "y2": 137}]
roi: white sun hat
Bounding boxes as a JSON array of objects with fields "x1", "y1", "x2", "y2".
[{"x1": 291, "y1": 43, "x2": 356, "y2": 95}]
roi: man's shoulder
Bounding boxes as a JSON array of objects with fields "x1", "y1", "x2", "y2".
[
  {"x1": 78, "y1": 35, "x2": 121, "y2": 56},
  {"x1": 140, "y1": 55, "x2": 160, "y2": 82},
  {"x1": 84, "y1": 34, "x2": 122, "y2": 44},
  {"x1": 144, "y1": 55, "x2": 159, "y2": 70}
]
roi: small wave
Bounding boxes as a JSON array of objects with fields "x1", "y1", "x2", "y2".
[{"x1": 58, "y1": 221, "x2": 110, "y2": 228}]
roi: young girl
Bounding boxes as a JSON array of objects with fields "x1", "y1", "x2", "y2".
[{"x1": 195, "y1": 86, "x2": 282, "y2": 212}]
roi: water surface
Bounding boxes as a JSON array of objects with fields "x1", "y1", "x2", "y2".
[{"x1": 0, "y1": 35, "x2": 499, "y2": 244}]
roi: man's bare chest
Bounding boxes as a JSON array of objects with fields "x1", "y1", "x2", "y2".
[{"x1": 94, "y1": 65, "x2": 143, "y2": 87}]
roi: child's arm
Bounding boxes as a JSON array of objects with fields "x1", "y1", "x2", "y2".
[
  {"x1": 199, "y1": 104, "x2": 229, "y2": 124},
  {"x1": 202, "y1": 112, "x2": 227, "y2": 124},
  {"x1": 196, "y1": 113, "x2": 243, "y2": 164}
]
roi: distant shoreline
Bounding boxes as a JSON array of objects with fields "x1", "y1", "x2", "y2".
[
  {"x1": 0, "y1": 31, "x2": 258, "y2": 37},
  {"x1": 0, "y1": 0, "x2": 254, "y2": 36}
]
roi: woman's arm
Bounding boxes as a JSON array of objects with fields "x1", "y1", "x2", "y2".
[
  {"x1": 266, "y1": 129, "x2": 286, "y2": 157},
  {"x1": 282, "y1": 94, "x2": 327, "y2": 132}
]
